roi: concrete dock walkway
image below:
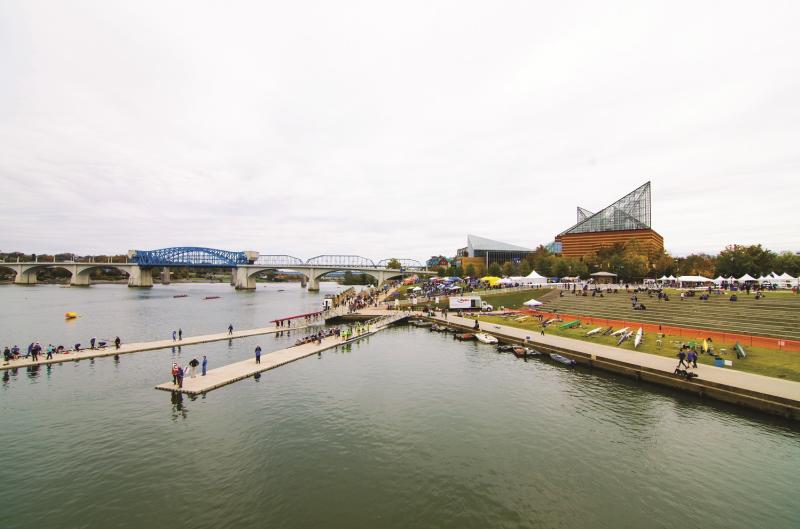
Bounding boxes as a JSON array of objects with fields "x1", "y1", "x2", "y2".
[
  {"x1": 155, "y1": 312, "x2": 407, "y2": 395},
  {"x1": 1, "y1": 325, "x2": 306, "y2": 371},
  {"x1": 430, "y1": 312, "x2": 800, "y2": 418}
]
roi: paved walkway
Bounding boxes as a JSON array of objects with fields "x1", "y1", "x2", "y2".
[
  {"x1": 155, "y1": 312, "x2": 407, "y2": 394},
  {"x1": 431, "y1": 312, "x2": 800, "y2": 403}
]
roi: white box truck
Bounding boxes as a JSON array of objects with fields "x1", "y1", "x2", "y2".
[{"x1": 449, "y1": 296, "x2": 493, "y2": 311}]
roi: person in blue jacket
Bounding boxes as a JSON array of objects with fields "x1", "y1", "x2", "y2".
[
  {"x1": 201, "y1": 355, "x2": 207, "y2": 376},
  {"x1": 255, "y1": 346, "x2": 261, "y2": 364}
]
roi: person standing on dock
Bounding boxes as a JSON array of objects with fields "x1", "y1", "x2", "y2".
[
  {"x1": 188, "y1": 358, "x2": 199, "y2": 378},
  {"x1": 202, "y1": 355, "x2": 207, "y2": 376},
  {"x1": 178, "y1": 328, "x2": 182, "y2": 341},
  {"x1": 90, "y1": 337, "x2": 96, "y2": 349},
  {"x1": 228, "y1": 324, "x2": 234, "y2": 335},
  {"x1": 114, "y1": 336, "x2": 121, "y2": 349},
  {"x1": 172, "y1": 330, "x2": 176, "y2": 341},
  {"x1": 171, "y1": 363, "x2": 179, "y2": 385},
  {"x1": 255, "y1": 345, "x2": 262, "y2": 364},
  {"x1": 176, "y1": 365, "x2": 185, "y2": 388}
]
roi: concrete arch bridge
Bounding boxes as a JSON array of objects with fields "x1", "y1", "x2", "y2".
[{"x1": 1, "y1": 248, "x2": 432, "y2": 290}]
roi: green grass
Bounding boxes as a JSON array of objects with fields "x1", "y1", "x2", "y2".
[
  {"x1": 480, "y1": 315, "x2": 800, "y2": 382},
  {"x1": 540, "y1": 288, "x2": 800, "y2": 341}
]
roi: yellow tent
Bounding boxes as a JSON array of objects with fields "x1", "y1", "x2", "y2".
[{"x1": 480, "y1": 276, "x2": 502, "y2": 286}]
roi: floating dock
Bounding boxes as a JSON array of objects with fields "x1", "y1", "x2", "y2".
[
  {"x1": 155, "y1": 312, "x2": 408, "y2": 395},
  {"x1": 0, "y1": 307, "x2": 352, "y2": 371}
]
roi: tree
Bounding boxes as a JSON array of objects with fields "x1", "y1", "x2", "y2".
[
  {"x1": 501, "y1": 261, "x2": 515, "y2": 277},
  {"x1": 553, "y1": 259, "x2": 570, "y2": 278},
  {"x1": 464, "y1": 264, "x2": 476, "y2": 278},
  {"x1": 488, "y1": 262, "x2": 502, "y2": 276},
  {"x1": 518, "y1": 260, "x2": 532, "y2": 277},
  {"x1": 386, "y1": 258, "x2": 402, "y2": 270},
  {"x1": 437, "y1": 266, "x2": 447, "y2": 277}
]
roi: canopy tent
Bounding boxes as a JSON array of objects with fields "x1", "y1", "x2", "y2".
[
  {"x1": 523, "y1": 299, "x2": 543, "y2": 307},
  {"x1": 713, "y1": 276, "x2": 726, "y2": 284},
  {"x1": 778, "y1": 272, "x2": 796, "y2": 281},
  {"x1": 757, "y1": 275, "x2": 772, "y2": 283},
  {"x1": 738, "y1": 274, "x2": 756, "y2": 282},
  {"x1": 447, "y1": 284, "x2": 462, "y2": 290},
  {"x1": 411, "y1": 286, "x2": 422, "y2": 291},
  {"x1": 480, "y1": 276, "x2": 502, "y2": 286},
  {"x1": 668, "y1": 275, "x2": 677, "y2": 280},
  {"x1": 677, "y1": 275, "x2": 713, "y2": 286},
  {"x1": 518, "y1": 270, "x2": 549, "y2": 285},
  {"x1": 658, "y1": 275, "x2": 670, "y2": 281}
]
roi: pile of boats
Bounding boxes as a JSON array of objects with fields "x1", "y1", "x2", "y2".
[
  {"x1": 409, "y1": 318, "x2": 579, "y2": 367},
  {"x1": 585, "y1": 325, "x2": 644, "y2": 348}
]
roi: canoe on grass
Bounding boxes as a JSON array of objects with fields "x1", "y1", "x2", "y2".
[
  {"x1": 634, "y1": 328, "x2": 643, "y2": 348},
  {"x1": 601, "y1": 326, "x2": 614, "y2": 336},
  {"x1": 586, "y1": 327, "x2": 603, "y2": 336},
  {"x1": 610, "y1": 327, "x2": 629, "y2": 337},
  {"x1": 734, "y1": 342, "x2": 747, "y2": 359},
  {"x1": 559, "y1": 320, "x2": 581, "y2": 329},
  {"x1": 616, "y1": 331, "x2": 632, "y2": 346}
]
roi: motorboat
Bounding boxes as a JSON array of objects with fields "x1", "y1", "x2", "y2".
[
  {"x1": 549, "y1": 353, "x2": 576, "y2": 366},
  {"x1": 512, "y1": 346, "x2": 540, "y2": 358},
  {"x1": 455, "y1": 333, "x2": 475, "y2": 341},
  {"x1": 475, "y1": 333, "x2": 499, "y2": 345},
  {"x1": 411, "y1": 320, "x2": 432, "y2": 327}
]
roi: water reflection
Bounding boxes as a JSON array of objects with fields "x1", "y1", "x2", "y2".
[
  {"x1": 26, "y1": 364, "x2": 40, "y2": 379},
  {"x1": 170, "y1": 391, "x2": 188, "y2": 420}
]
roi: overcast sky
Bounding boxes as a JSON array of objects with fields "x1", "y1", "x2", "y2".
[{"x1": 1, "y1": 1, "x2": 798, "y2": 260}]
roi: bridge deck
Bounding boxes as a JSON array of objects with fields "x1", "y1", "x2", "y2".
[
  {"x1": 155, "y1": 312, "x2": 408, "y2": 394},
  {"x1": 1, "y1": 324, "x2": 311, "y2": 371}
]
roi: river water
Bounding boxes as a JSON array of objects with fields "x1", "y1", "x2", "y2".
[{"x1": 1, "y1": 283, "x2": 798, "y2": 529}]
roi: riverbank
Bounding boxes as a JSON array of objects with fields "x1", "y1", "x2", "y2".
[{"x1": 423, "y1": 312, "x2": 800, "y2": 420}]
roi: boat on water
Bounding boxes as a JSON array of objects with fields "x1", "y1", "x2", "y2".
[
  {"x1": 173, "y1": 294, "x2": 188, "y2": 298},
  {"x1": 512, "y1": 346, "x2": 540, "y2": 358},
  {"x1": 455, "y1": 333, "x2": 475, "y2": 341},
  {"x1": 610, "y1": 327, "x2": 629, "y2": 337},
  {"x1": 411, "y1": 320, "x2": 432, "y2": 327},
  {"x1": 586, "y1": 327, "x2": 603, "y2": 336},
  {"x1": 64, "y1": 312, "x2": 78, "y2": 319},
  {"x1": 475, "y1": 333, "x2": 498, "y2": 344},
  {"x1": 550, "y1": 353, "x2": 576, "y2": 366},
  {"x1": 203, "y1": 296, "x2": 221, "y2": 300},
  {"x1": 634, "y1": 328, "x2": 643, "y2": 348},
  {"x1": 497, "y1": 344, "x2": 517, "y2": 353},
  {"x1": 430, "y1": 324, "x2": 447, "y2": 332}
]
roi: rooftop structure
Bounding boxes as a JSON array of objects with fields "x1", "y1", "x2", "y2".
[
  {"x1": 456, "y1": 234, "x2": 533, "y2": 273},
  {"x1": 554, "y1": 182, "x2": 663, "y2": 258}
]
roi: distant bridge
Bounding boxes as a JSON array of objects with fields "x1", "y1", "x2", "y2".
[{"x1": 1, "y1": 247, "x2": 432, "y2": 290}]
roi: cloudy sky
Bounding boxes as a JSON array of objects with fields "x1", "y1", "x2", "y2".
[{"x1": 1, "y1": 1, "x2": 798, "y2": 260}]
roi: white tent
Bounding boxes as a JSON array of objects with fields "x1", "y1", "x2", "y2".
[
  {"x1": 668, "y1": 275, "x2": 677, "y2": 280},
  {"x1": 713, "y1": 275, "x2": 726, "y2": 284},
  {"x1": 516, "y1": 270, "x2": 548, "y2": 285},
  {"x1": 658, "y1": 275, "x2": 669, "y2": 281},
  {"x1": 738, "y1": 273, "x2": 756, "y2": 282},
  {"x1": 757, "y1": 275, "x2": 772, "y2": 283},
  {"x1": 677, "y1": 275, "x2": 713, "y2": 286},
  {"x1": 778, "y1": 272, "x2": 796, "y2": 281},
  {"x1": 523, "y1": 299, "x2": 543, "y2": 307}
]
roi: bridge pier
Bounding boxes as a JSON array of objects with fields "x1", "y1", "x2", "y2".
[
  {"x1": 161, "y1": 267, "x2": 171, "y2": 285},
  {"x1": 233, "y1": 268, "x2": 256, "y2": 290},
  {"x1": 70, "y1": 265, "x2": 91, "y2": 286},
  {"x1": 128, "y1": 266, "x2": 153, "y2": 288},
  {"x1": 14, "y1": 267, "x2": 36, "y2": 285},
  {"x1": 307, "y1": 268, "x2": 319, "y2": 291}
]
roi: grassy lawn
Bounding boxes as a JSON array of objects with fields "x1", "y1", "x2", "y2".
[
  {"x1": 542, "y1": 287, "x2": 800, "y2": 341},
  {"x1": 480, "y1": 315, "x2": 800, "y2": 382}
]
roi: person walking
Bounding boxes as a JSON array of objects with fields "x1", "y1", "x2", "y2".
[
  {"x1": 188, "y1": 358, "x2": 199, "y2": 378},
  {"x1": 255, "y1": 345, "x2": 261, "y2": 364},
  {"x1": 172, "y1": 330, "x2": 177, "y2": 341},
  {"x1": 228, "y1": 324, "x2": 234, "y2": 335},
  {"x1": 201, "y1": 355, "x2": 207, "y2": 376},
  {"x1": 46, "y1": 344, "x2": 54, "y2": 360},
  {"x1": 171, "y1": 363, "x2": 179, "y2": 385},
  {"x1": 677, "y1": 349, "x2": 688, "y2": 369},
  {"x1": 178, "y1": 328, "x2": 182, "y2": 341},
  {"x1": 688, "y1": 350, "x2": 698, "y2": 368}
]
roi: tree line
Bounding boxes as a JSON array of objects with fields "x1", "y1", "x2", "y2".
[{"x1": 436, "y1": 242, "x2": 800, "y2": 283}]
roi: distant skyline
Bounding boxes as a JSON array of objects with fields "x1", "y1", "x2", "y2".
[{"x1": 1, "y1": 1, "x2": 798, "y2": 260}]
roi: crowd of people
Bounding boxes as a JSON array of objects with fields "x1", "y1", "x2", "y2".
[{"x1": 3, "y1": 336, "x2": 122, "y2": 364}]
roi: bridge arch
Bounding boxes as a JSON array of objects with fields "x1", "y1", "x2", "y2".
[
  {"x1": 305, "y1": 255, "x2": 376, "y2": 268},
  {"x1": 376, "y1": 258, "x2": 424, "y2": 270},
  {"x1": 0, "y1": 264, "x2": 18, "y2": 280},
  {"x1": 132, "y1": 247, "x2": 249, "y2": 267}
]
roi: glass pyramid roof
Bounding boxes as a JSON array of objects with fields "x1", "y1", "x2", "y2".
[{"x1": 560, "y1": 182, "x2": 652, "y2": 235}]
